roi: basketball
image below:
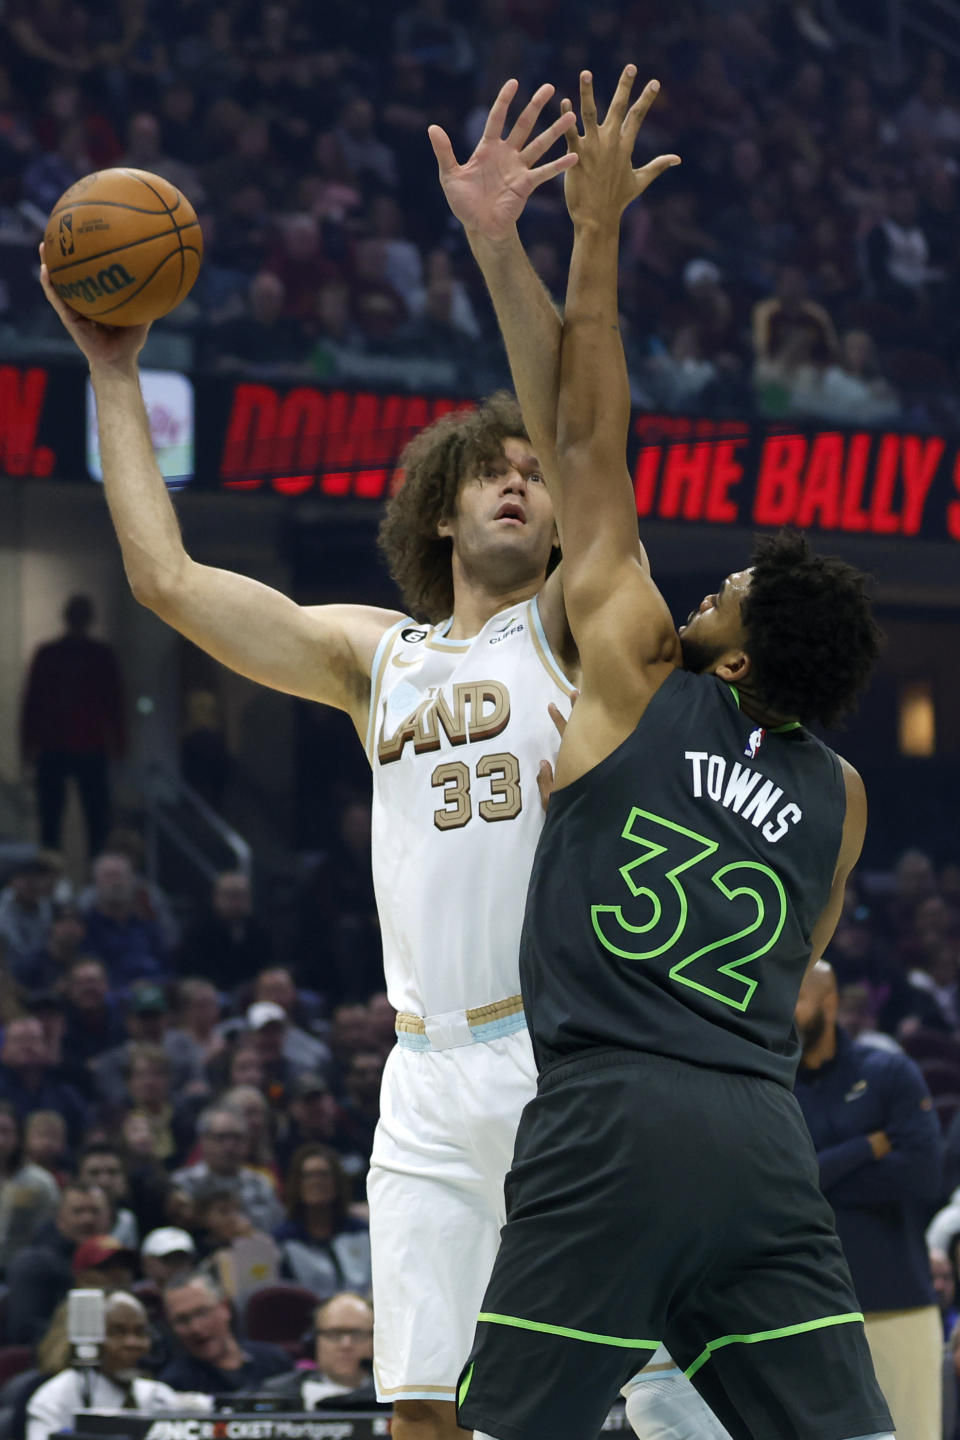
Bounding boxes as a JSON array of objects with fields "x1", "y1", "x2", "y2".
[{"x1": 44, "y1": 168, "x2": 203, "y2": 327}]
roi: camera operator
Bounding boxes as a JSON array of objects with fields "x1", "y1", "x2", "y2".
[{"x1": 26, "y1": 1291, "x2": 210, "y2": 1440}]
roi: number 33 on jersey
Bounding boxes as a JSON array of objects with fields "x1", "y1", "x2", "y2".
[{"x1": 366, "y1": 600, "x2": 575, "y2": 1021}]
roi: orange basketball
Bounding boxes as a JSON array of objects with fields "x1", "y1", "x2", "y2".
[{"x1": 44, "y1": 168, "x2": 203, "y2": 326}]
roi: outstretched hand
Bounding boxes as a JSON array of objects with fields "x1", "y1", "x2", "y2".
[
  {"x1": 428, "y1": 79, "x2": 578, "y2": 244},
  {"x1": 537, "y1": 695, "x2": 577, "y2": 810},
  {"x1": 38, "y1": 242, "x2": 150, "y2": 371},
  {"x1": 562, "y1": 67, "x2": 680, "y2": 227}
]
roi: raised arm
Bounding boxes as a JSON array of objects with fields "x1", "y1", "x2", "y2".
[
  {"x1": 39, "y1": 251, "x2": 401, "y2": 738},
  {"x1": 429, "y1": 81, "x2": 577, "y2": 478},
  {"x1": 548, "y1": 70, "x2": 681, "y2": 782}
]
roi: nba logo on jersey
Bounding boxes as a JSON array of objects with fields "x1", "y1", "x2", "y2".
[{"x1": 744, "y1": 726, "x2": 766, "y2": 759}]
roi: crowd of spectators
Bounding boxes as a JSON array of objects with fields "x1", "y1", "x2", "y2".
[
  {"x1": 2, "y1": 0, "x2": 960, "y2": 422},
  {"x1": 0, "y1": 827, "x2": 958, "y2": 1426},
  {"x1": 0, "y1": 829, "x2": 388, "y2": 1430}
]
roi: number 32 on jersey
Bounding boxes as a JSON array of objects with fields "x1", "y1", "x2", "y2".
[{"x1": 592, "y1": 807, "x2": 787, "y2": 1012}]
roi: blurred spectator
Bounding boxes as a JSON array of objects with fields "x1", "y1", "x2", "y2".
[
  {"x1": 80, "y1": 825, "x2": 180, "y2": 953},
  {"x1": 790, "y1": 329, "x2": 901, "y2": 423},
  {"x1": 61, "y1": 957, "x2": 126, "y2": 1085},
  {"x1": 77, "y1": 1142, "x2": 139, "y2": 1248},
  {"x1": 327, "y1": 1004, "x2": 375, "y2": 1092},
  {"x1": 366, "y1": 993, "x2": 397, "y2": 1056},
  {"x1": 310, "y1": 279, "x2": 366, "y2": 377},
  {"x1": 0, "y1": 1099, "x2": 60, "y2": 1271},
  {"x1": 121, "y1": 109, "x2": 204, "y2": 204},
  {"x1": 220, "y1": 1085, "x2": 279, "y2": 1186},
  {"x1": 931, "y1": 1248, "x2": 959, "y2": 1341},
  {"x1": 338, "y1": 1051, "x2": 383, "y2": 1165},
  {"x1": 20, "y1": 118, "x2": 90, "y2": 214},
  {"x1": 333, "y1": 98, "x2": 397, "y2": 190},
  {"x1": 277, "y1": 1073, "x2": 367, "y2": 1192},
  {"x1": 753, "y1": 264, "x2": 839, "y2": 371},
  {"x1": 210, "y1": 271, "x2": 310, "y2": 372},
  {"x1": 274, "y1": 1144, "x2": 371, "y2": 1299},
  {"x1": 246, "y1": 1000, "x2": 315, "y2": 1097},
  {"x1": 23, "y1": 1109, "x2": 69, "y2": 1183},
  {"x1": 795, "y1": 962, "x2": 943, "y2": 1440},
  {"x1": 171, "y1": 1103, "x2": 284, "y2": 1231},
  {"x1": 92, "y1": 984, "x2": 199, "y2": 1102},
  {"x1": 173, "y1": 977, "x2": 225, "y2": 1073},
  {"x1": 27, "y1": 1291, "x2": 204, "y2": 1440},
  {"x1": 7, "y1": 1180, "x2": 109, "y2": 1343},
  {"x1": 0, "y1": 856, "x2": 55, "y2": 979},
  {"x1": 120, "y1": 1041, "x2": 183, "y2": 1166},
  {"x1": 140, "y1": 1226, "x2": 197, "y2": 1287},
  {"x1": 19, "y1": 899, "x2": 86, "y2": 996},
  {"x1": 177, "y1": 870, "x2": 272, "y2": 990},
  {"x1": 20, "y1": 595, "x2": 125, "y2": 859},
  {"x1": 193, "y1": 1179, "x2": 279, "y2": 1300},
  {"x1": 265, "y1": 212, "x2": 339, "y2": 321},
  {"x1": 369, "y1": 194, "x2": 423, "y2": 296},
  {"x1": 82, "y1": 852, "x2": 167, "y2": 986},
  {"x1": 160, "y1": 1272, "x2": 293, "y2": 1391},
  {"x1": 866, "y1": 186, "x2": 942, "y2": 312},
  {"x1": 251, "y1": 966, "x2": 331, "y2": 1074},
  {"x1": 263, "y1": 1291, "x2": 375, "y2": 1405},
  {"x1": 37, "y1": 1233, "x2": 139, "y2": 1376},
  {"x1": 408, "y1": 248, "x2": 480, "y2": 340},
  {"x1": 350, "y1": 238, "x2": 408, "y2": 346},
  {"x1": 0, "y1": 1014, "x2": 86, "y2": 1146}
]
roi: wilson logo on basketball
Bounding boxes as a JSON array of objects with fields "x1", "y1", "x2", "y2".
[
  {"x1": 58, "y1": 213, "x2": 74, "y2": 257},
  {"x1": 53, "y1": 263, "x2": 136, "y2": 307}
]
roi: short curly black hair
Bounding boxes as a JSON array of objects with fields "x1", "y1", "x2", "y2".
[
  {"x1": 377, "y1": 392, "x2": 528, "y2": 622},
  {"x1": 740, "y1": 529, "x2": 883, "y2": 728}
]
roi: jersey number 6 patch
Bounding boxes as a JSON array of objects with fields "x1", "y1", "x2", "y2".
[{"x1": 591, "y1": 807, "x2": 787, "y2": 1011}]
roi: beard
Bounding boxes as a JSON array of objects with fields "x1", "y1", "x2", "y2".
[
  {"x1": 679, "y1": 630, "x2": 725, "y2": 675},
  {"x1": 798, "y1": 1007, "x2": 826, "y2": 1055}
]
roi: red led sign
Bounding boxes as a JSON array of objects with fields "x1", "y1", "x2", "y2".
[
  {"x1": 4, "y1": 363, "x2": 960, "y2": 544},
  {"x1": 0, "y1": 366, "x2": 56, "y2": 477},
  {"x1": 219, "y1": 384, "x2": 474, "y2": 498}
]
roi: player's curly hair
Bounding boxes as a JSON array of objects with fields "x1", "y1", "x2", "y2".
[
  {"x1": 378, "y1": 392, "x2": 529, "y2": 622},
  {"x1": 740, "y1": 529, "x2": 883, "y2": 728}
]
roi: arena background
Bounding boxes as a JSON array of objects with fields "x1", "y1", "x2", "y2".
[{"x1": 1, "y1": 0, "x2": 960, "y2": 1434}]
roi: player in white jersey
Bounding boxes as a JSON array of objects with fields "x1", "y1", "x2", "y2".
[{"x1": 39, "y1": 76, "x2": 726, "y2": 1440}]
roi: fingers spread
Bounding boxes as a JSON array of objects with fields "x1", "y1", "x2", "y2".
[
  {"x1": 507, "y1": 82, "x2": 554, "y2": 151},
  {"x1": 560, "y1": 98, "x2": 581, "y2": 154},
  {"x1": 482, "y1": 78, "x2": 520, "y2": 141},
  {"x1": 635, "y1": 153, "x2": 682, "y2": 192},
  {"x1": 579, "y1": 70, "x2": 598, "y2": 132},
  {"x1": 622, "y1": 78, "x2": 661, "y2": 146},
  {"x1": 607, "y1": 63, "x2": 637, "y2": 128},
  {"x1": 522, "y1": 108, "x2": 578, "y2": 166},
  {"x1": 528, "y1": 151, "x2": 578, "y2": 190},
  {"x1": 427, "y1": 124, "x2": 458, "y2": 175}
]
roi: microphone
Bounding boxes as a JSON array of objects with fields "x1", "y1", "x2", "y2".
[{"x1": 68, "y1": 1289, "x2": 106, "y2": 1409}]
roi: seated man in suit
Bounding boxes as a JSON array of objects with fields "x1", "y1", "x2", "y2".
[{"x1": 264, "y1": 1292, "x2": 375, "y2": 1408}]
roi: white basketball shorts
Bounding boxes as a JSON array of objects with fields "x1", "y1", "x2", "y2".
[{"x1": 367, "y1": 1026, "x2": 537, "y2": 1403}]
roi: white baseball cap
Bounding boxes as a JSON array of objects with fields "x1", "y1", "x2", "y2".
[
  {"x1": 141, "y1": 1227, "x2": 197, "y2": 1259},
  {"x1": 247, "y1": 1001, "x2": 286, "y2": 1030}
]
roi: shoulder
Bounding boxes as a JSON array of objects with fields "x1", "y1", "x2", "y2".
[
  {"x1": 273, "y1": 1218, "x2": 303, "y2": 1241},
  {"x1": 854, "y1": 1037, "x2": 924, "y2": 1087},
  {"x1": 248, "y1": 1340, "x2": 294, "y2": 1373},
  {"x1": 159, "y1": 1355, "x2": 202, "y2": 1387}
]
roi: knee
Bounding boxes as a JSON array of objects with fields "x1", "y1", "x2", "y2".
[{"x1": 392, "y1": 1398, "x2": 460, "y2": 1440}]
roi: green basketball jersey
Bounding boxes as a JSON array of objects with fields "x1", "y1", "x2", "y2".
[{"x1": 520, "y1": 669, "x2": 846, "y2": 1086}]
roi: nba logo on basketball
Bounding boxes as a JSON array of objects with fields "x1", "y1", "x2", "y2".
[
  {"x1": 744, "y1": 726, "x2": 765, "y2": 759},
  {"x1": 58, "y1": 213, "x2": 74, "y2": 257}
]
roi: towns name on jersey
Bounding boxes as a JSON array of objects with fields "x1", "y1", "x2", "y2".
[
  {"x1": 685, "y1": 751, "x2": 802, "y2": 844},
  {"x1": 378, "y1": 681, "x2": 510, "y2": 764}
]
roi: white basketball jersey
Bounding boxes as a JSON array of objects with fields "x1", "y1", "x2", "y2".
[{"x1": 366, "y1": 597, "x2": 575, "y2": 1018}]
